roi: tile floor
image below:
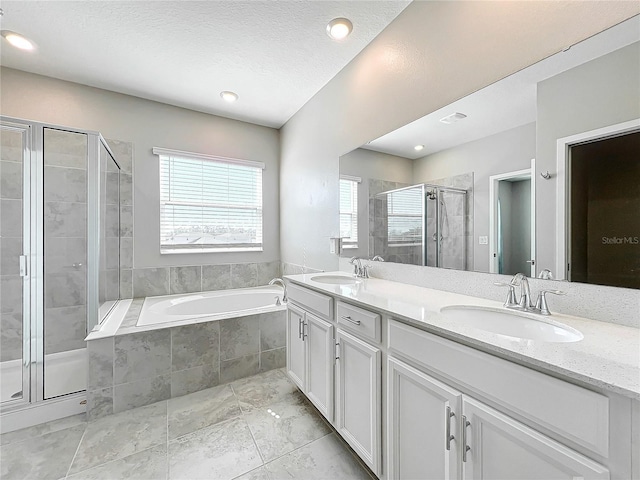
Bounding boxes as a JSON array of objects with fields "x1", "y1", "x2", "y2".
[{"x1": 0, "y1": 369, "x2": 374, "y2": 480}]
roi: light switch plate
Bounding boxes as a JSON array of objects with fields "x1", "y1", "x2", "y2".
[{"x1": 479, "y1": 236, "x2": 488, "y2": 245}]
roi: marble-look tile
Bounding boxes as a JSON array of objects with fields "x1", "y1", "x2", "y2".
[
  {"x1": 231, "y1": 369, "x2": 298, "y2": 413},
  {"x1": 220, "y1": 315, "x2": 260, "y2": 361},
  {"x1": 168, "y1": 384, "x2": 241, "y2": 439},
  {"x1": 264, "y1": 433, "x2": 371, "y2": 480},
  {"x1": 233, "y1": 466, "x2": 271, "y2": 480},
  {"x1": 44, "y1": 166, "x2": 87, "y2": 203},
  {"x1": 105, "y1": 139, "x2": 133, "y2": 174},
  {"x1": 0, "y1": 199, "x2": 23, "y2": 237},
  {"x1": 120, "y1": 205, "x2": 133, "y2": 238},
  {"x1": 70, "y1": 401, "x2": 167, "y2": 474},
  {"x1": 67, "y1": 444, "x2": 167, "y2": 480},
  {"x1": 114, "y1": 329, "x2": 171, "y2": 384},
  {"x1": 87, "y1": 387, "x2": 114, "y2": 421},
  {"x1": 44, "y1": 236, "x2": 87, "y2": 274},
  {"x1": 44, "y1": 201, "x2": 87, "y2": 238},
  {"x1": 260, "y1": 348, "x2": 286, "y2": 372},
  {"x1": 44, "y1": 305, "x2": 87, "y2": 353},
  {"x1": 259, "y1": 311, "x2": 286, "y2": 351},
  {"x1": 0, "y1": 160, "x2": 23, "y2": 199},
  {"x1": 171, "y1": 365, "x2": 219, "y2": 398},
  {"x1": 202, "y1": 264, "x2": 232, "y2": 291},
  {"x1": 0, "y1": 237, "x2": 22, "y2": 275},
  {"x1": 243, "y1": 394, "x2": 331, "y2": 461},
  {"x1": 170, "y1": 266, "x2": 202, "y2": 294},
  {"x1": 119, "y1": 173, "x2": 133, "y2": 206},
  {"x1": 120, "y1": 269, "x2": 133, "y2": 299},
  {"x1": 105, "y1": 204, "x2": 119, "y2": 238},
  {"x1": 171, "y1": 322, "x2": 219, "y2": 371},
  {"x1": 0, "y1": 424, "x2": 85, "y2": 480},
  {"x1": 257, "y1": 261, "x2": 281, "y2": 286},
  {"x1": 45, "y1": 271, "x2": 86, "y2": 308},
  {"x1": 220, "y1": 354, "x2": 260, "y2": 384},
  {"x1": 105, "y1": 171, "x2": 119, "y2": 206},
  {"x1": 231, "y1": 263, "x2": 258, "y2": 289},
  {"x1": 87, "y1": 337, "x2": 113, "y2": 390},
  {"x1": 43, "y1": 129, "x2": 87, "y2": 167},
  {"x1": 133, "y1": 267, "x2": 169, "y2": 297},
  {"x1": 0, "y1": 414, "x2": 86, "y2": 446},
  {"x1": 168, "y1": 417, "x2": 261, "y2": 480},
  {"x1": 119, "y1": 298, "x2": 144, "y2": 328},
  {"x1": 120, "y1": 238, "x2": 133, "y2": 269},
  {"x1": 0, "y1": 276, "x2": 22, "y2": 314},
  {"x1": 113, "y1": 374, "x2": 171, "y2": 413},
  {"x1": 0, "y1": 312, "x2": 23, "y2": 361}
]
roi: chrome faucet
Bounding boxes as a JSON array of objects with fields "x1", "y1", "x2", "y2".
[
  {"x1": 511, "y1": 273, "x2": 534, "y2": 311},
  {"x1": 350, "y1": 257, "x2": 371, "y2": 278},
  {"x1": 268, "y1": 278, "x2": 288, "y2": 303},
  {"x1": 372, "y1": 255, "x2": 385, "y2": 262},
  {"x1": 496, "y1": 273, "x2": 566, "y2": 315}
]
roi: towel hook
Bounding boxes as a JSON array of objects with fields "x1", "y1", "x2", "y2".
[{"x1": 540, "y1": 171, "x2": 551, "y2": 180}]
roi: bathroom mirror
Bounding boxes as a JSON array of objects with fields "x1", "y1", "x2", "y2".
[{"x1": 339, "y1": 17, "x2": 640, "y2": 289}]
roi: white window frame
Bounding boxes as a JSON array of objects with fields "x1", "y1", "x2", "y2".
[
  {"x1": 340, "y1": 175, "x2": 360, "y2": 248},
  {"x1": 153, "y1": 147, "x2": 265, "y2": 254}
]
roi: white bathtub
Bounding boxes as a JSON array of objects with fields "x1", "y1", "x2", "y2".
[{"x1": 137, "y1": 285, "x2": 285, "y2": 327}]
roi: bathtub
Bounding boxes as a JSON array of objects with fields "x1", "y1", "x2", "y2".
[{"x1": 137, "y1": 285, "x2": 285, "y2": 327}]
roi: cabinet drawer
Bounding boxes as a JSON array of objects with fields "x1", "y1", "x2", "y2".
[
  {"x1": 388, "y1": 320, "x2": 610, "y2": 458},
  {"x1": 336, "y1": 301, "x2": 381, "y2": 343},
  {"x1": 288, "y1": 283, "x2": 334, "y2": 320}
]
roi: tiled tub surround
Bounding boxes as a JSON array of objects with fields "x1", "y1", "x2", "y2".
[
  {"x1": 288, "y1": 272, "x2": 640, "y2": 399},
  {"x1": 87, "y1": 297, "x2": 287, "y2": 420}
]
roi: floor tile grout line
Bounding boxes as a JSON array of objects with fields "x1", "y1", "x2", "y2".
[
  {"x1": 65, "y1": 443, "x2": 165, "y2": 479},
  {"x1": 63, "y1": 424, "x2": 88, "y2": 479},
  {"x1": 261, "y1": 430, "x2": 333, "y2": 467},
  {"x1": 169, "y1": 412, "x2": 243, "y2": 442}
]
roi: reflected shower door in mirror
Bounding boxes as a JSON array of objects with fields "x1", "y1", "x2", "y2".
[{"x1": 338, "y1": 16, "x2": 639, "y2": 288}]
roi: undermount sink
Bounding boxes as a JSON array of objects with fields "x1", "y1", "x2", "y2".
[
  {"x1": 310, "y1": 274, "x2": 358, "y2": 285},
  {"x1": 440, "y1": 306, "x2": 583, "y2": 343}
]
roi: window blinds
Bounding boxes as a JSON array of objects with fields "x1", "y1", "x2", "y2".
[
  {"x1": 387, "y1": 187, "x2": 422, "y2": 244},
  {"x1": 339, "y1": 178, "x2": 358, "y2": 244},
  {"x1": 157, "y1": 149, "x2": 263, "y2": 253}
]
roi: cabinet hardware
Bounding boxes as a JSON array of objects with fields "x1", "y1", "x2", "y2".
[
  {"x1": 298, "y1": 318, "x2": 302, "y2": 339},
  {"x1": 340, "y1": 315, "x2": 361, "y2": 326},
  {"x1": 445, "y1": 406, "x2": 455, "y2": 451},
  {"x1": 462, "y1": 415, "x2": 471, "y2": 462},
  {"x1": 335, "y1": 341, "x2": 340, "y2": 360},
  {"x1": 302, "y1": 320, "x2": 308, "y2": 340}
]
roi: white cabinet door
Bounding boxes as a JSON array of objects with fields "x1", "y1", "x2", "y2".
[
  {"x1": 387, "y1": 356, "x2": 462, "y2": 480},
  {"x1": 462, "y1": 397, "x2": 610, "y2": 480},
  {"x1": 335, "y1": 329, "x2": 381, "y2": 476},
  {"x1": 286, "y1": 304, "x2": 305, "y2": 390},
  {"x1": 305, "y1": 312, "x2": 334, "y2": 422}
]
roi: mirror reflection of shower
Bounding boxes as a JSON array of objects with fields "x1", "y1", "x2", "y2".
[{"x1": 372, "y1": 183, "x2": 467, "y2": 268}]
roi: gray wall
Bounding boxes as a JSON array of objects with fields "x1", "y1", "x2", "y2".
[
  {"x1": 0, "y1": 67, "x2": 281, "y2": 270},
  {"x1": 279, "y1": 1, "x2": 637, "y2": 273},
  {"x1": 340, "y1": 148, "x2": 413, "y2": 258},
  {"x1": 499, "y1": 179, "x2": 531, "y2": 275},
  {"x1": 413, "y1": 122, "x2": 535, "y2": 272},
  {"x1": 536, "y1": 41, "x2": 640, "y2": 273}
]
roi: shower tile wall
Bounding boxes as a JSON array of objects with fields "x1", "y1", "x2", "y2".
[
  {"x1": 44, "y1": 129, "x2": 88, "y2": 356},
  {"x1": 0, "y1": 129, "x2": 24, "y2": 363}
]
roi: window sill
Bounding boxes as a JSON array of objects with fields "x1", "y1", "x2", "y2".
[{"x1": 161, "y1": 247, "x2": 264, "y2": 254}]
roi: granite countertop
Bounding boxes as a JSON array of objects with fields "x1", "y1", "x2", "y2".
[{"x1": 285, "y1": 272, "x2": 640, "y2": 401}]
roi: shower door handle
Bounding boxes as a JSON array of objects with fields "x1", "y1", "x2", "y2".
[
  {"x1": 526, "y1": 260, "x2": 535, "y2": 265},
  {"x1": 19, "y1": 255, "x2": 28, "y2": 277}
]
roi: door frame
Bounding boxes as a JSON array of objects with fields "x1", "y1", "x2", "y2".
[
  {"x1": 489, "y1": 159, "x2": 536, "y2": 277},
  {"x1": 555, "y1": 118, "x2": 640, "y2": 280}
]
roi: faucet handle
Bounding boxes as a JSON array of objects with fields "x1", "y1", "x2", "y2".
[
  {"x1": 494, "y1": 282, "x2": 518, "y2": 308},
  {"x1": 535, "y1": 290, "x2": 567, "y2": 315}
]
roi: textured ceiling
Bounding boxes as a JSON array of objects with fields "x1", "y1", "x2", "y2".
[
  {"x1": 0, "y1": 1, "x2": 410, "y2": 128},
  {"x1": 365, "y1": 16, "x2": 640, "y2": 159}
]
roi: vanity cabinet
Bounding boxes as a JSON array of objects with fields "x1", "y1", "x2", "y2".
[
  {"x1": 335, "y1": 328, "x2": 382, "y2": 476},
  {"x1": 286, "y1": 302, "x2": 335, "y2": 420}
]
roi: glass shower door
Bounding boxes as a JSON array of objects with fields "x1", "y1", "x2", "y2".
[{"x1": 0, "y1": 122, "x2": 30, "y2": 405}]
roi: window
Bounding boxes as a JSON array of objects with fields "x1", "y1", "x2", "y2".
[
  {"x1": 339, "y1": 176, "x2": 359, "y2": 246},
  {"x1": 154, "y1": 147, "x2": 264, "y2": 253},
  {"x1": 387, "y1": 187, "x2": 422, "y2": 245}
]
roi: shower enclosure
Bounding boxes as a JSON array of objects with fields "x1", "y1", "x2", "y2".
[
  {"x1": 371, "y1": 183, "x2": 467, "y2": 268},
  {"x1": 0, "y1": 117, "x2": 120, "y2": 428}
]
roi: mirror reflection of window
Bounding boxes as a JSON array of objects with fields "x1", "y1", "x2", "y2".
[{"x1": 339, "y1": 176, "x2": 359, "y2": 247}]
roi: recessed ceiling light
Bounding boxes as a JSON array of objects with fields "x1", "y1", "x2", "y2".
[
  {"x1": 414, "y1": 145, "x2": 425, "y2": 151},
  {"x1": 439, "y1": 112, "x2": 467, "y2": 124},
  {"x1": 220, "y1": 91, "x2": 238, "y2": 103},
  {"x1": 1, "y1": 30, "x2": 35, "y2": 51},
  {"x1": 326, "y1": 18, "x2": 353, "y2": 41}
]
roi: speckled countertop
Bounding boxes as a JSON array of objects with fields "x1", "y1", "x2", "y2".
[{"x1": 285, "y1": 272, "x2": 640, "y2": 401}]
